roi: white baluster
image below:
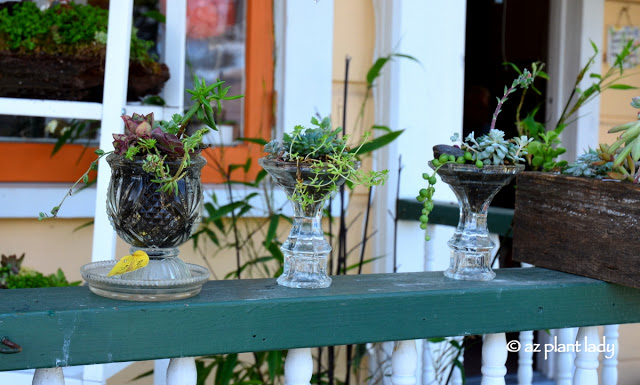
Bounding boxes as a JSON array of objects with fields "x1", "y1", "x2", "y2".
[
  {"x1": 573, "y1": 326, "x2": 600, "y2": 385},
  {"x1": 555, "y1": 328, "x2": 577, "y2": 385},
  {"x1": 284, "y1": 348, "x2": 313, "y2": 385},
  {"x1": 32, "y1": 368, "x2": 64, "y2": 385},
  {"x1": 481, "y1": 333, "x2": 507, "y2": 385},
  {"x1": 422, "y1": 340, "x2": 435, "y2": 384},
  {"x1": 166, "y1": 357, "x2": 196, "y2": 385},
  {"x1": 518, "y1": 331, "x2": 534, "y2": 385},
  {"x1": 392, "y1": 340, "x2": 417, "y2": 385},
  {"x1": 602, "y1": 325, "x2": 619, "y2": 385}
]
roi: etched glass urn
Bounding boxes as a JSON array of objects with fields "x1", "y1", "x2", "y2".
[
  {"x1": 431, "y1": 162, "x2": 524, "y2": 281},
  {"x1": 81, "y1": 154, "x2": 210, "y2": 300},
  {"x1": 259, "y1": 158, "x2": 356, "y2": 289}
]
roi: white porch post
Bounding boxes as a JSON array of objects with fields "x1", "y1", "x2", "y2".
[
  {"x1": 91, "y1": 0, "x2": 134, "y2": 262},
  {"x1": 32, "y1": 368, "x2": 64, "y2": 385},
  {"x1": 481, "y1": 333, "x2": 507, "y2": 385},
  {"x1": 517, "y1": 330, "x2": 534, "y2": 385},
  {"x1": 546, "y1": 0, "x2": 604, "y2": 161},
  {"x1": 392, "y1": 340, "x2": 418, "y2": 385},
  {"x1": 573, "y1": 327, "x2": 600, "y2": 385},
  {"x1": 372, "y1": 2, "x2": 466, "y2": 384},
  {"x1": 602, "y1": 324, "x2": 619, "y2": 385},
  {"x1": 274, "y1": 0, "x2": 334, "y2": 135},
  {"x1": 284, "y1": 348, "x2": 313, "y2": 385},
  {"x1": 166, "y1": 357, "x2": 196, "y2": 385},
  {"x1": 555, "y1": 327, "x2": 578, "y2": 385}
]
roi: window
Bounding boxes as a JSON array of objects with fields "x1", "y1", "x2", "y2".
[{"x1": 0, "y1": 0, "x2": 273, "y2": 184}]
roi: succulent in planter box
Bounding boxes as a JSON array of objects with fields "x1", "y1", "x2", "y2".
[
  {"x1": 40, "y1": 77, "x2": 241, "y2": 301},
  {"x1": 513, "y1": 97, "x2": 640, "y2": 288},
  {"x1": 258, "y1": 116, "x2": 388, "y2": 289}
]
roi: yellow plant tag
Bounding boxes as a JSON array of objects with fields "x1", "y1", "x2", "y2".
[{"x1": 107, "y1": 250, "x2": 149, "y2": 276}]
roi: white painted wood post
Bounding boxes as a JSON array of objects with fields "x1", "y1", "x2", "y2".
[
  {"x1": 284, "y1": 348, "x2": 313, "y2": 385},
  {"x1": 166, "y1": 357, "x2": 196, "y2": 385},
  {"x1": 422, "y1": 340, "x2": 435, "y2": 384},
  {"x1": 392, "y1": 340, "x2": 417, "y2": 385},
  {"x1": 481, "y1": 333, "x2": 507, "y2": 385},
  {"x1": 32, "y1": 368, "x2": 64, "y2": 385},
  {"x1": 602, "y1": 324, "x2": 619, "y2": 385},
  {"x1": 91, "y1": 0, "x2": 134, "y2": 262},
  {"x1": 517, "y1": 330, "x2": 534, "y2": 385},
  {"x1": 556, "y1": 328, "x2": 577, "y2": 385},
  {"x1": 573, "y1": 326, "x2": 600, "y2": 385}
]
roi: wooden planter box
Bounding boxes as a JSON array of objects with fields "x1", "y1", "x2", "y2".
[
  {"x1": 0, "y1": 51, "x2": 169, "y2": 102},
  {"x1": 513, "y1": 171, "x2": 640, "y2": 288}
]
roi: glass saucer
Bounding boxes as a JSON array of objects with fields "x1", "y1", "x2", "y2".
[{"x1": 81, "y1": 261, "x2": 210, "y2": 301}]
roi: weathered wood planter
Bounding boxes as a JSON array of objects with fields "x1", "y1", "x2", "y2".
[
  {"x1": 513, "y1": 171, "x2": 640, "y2": 288},
  {"x1": 0, "y1": 52, "x2": 169, "y2": 102}
]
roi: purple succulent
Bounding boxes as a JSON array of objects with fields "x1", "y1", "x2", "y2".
[
  {"x1": 151, "y1": 127, "x2": 185, "y2": 158},
  {"x1": 113, "y1": 113, "x2": 156, "y2": 155},
  {"x1": 122, "y1": 112, "x2": 154, "y2": 136}
]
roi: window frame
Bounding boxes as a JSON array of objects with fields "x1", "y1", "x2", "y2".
[{"x1": 0, "y1": 0, "x2": 273, "y2": 185}]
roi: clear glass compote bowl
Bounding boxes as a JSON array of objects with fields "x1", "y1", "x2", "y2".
[
  {"x1": 259, "y1": 157, "x2": 358, "y2": 289},
  {"x1": 80, "y1": 154, "x2": 210, "y2": 301},
  {"x1": 430, "y1": 162, "x2": 524, "y2": 281}
]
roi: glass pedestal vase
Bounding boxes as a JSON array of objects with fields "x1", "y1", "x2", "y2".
[
  {"x1": 431, "y1": 162, "x2": 524, "y2": 281},
  {"x1": 81, "y1": 154, "x2": 210, "y2": 301},
  {"x1": 259, "y1": 158, "x2": 355, "y2": 289}
]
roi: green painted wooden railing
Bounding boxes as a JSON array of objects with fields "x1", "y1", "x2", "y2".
[
  {"x1": 396, "y1": 199, "x2": 515, "y2": 236},
  {"x1": 2, "y1": 268, "x2": 640, "y2": 371}
]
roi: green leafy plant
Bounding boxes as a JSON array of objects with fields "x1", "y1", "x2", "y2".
[
  {"x1": 0, "y1": 2, "x2": 156, "y2": 65},
  {"x1": 417, "y1": 71, "x2": 535, "y2": 240},
  {"x1": 513, "y1": 41, "x2": 639, "y2": 171},
  {"x1": 263, "y1": 116, "x2": 389, "y2": 211},
  {"x1": 0, "y1": 254, "x2": 80, "y2": 289},
  {"x1": 39, "y1": 77, "x2": 242, "y2": 219}
]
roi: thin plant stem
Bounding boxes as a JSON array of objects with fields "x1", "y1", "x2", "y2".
[
  {"x1": 338, "y1": 56, "x2": 351, "y2": 275},
  {"x1": 393, "y1": 155, "x2": 402, "y2": 273},
  {"x1": 345, "y1": 344, "x2": 353, "y2": 385},
  {"x1": 358, "y1": 187, "x2": 373, "y2": 274}
]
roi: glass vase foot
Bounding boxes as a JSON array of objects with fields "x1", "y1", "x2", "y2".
[
  {"x1": 277, "y1": 253, "x2": 332, "y2": 289},
  {"x1": 444, "y1": 251, "x2": 496, "y2": 281}
]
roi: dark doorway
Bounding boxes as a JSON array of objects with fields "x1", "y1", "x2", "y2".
[
  {"x1": 461, "y1": 0, "x2": 550, "y2": 380},
  {"x1": 463, "y1": 0, "x2": 550, "y2": 211}
]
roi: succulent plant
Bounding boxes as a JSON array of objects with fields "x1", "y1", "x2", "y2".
[
  {"x1": 448, "y1": 130, "x2": 533, "y2": 166},
  {"x1": 40, "y1": 77, "x2": 242, "y2": 219},
  {"x1": 263, "y1": 116, "x2": 388, "y2": 210},
  {"x1": 113, "y1": 113, "x2": 154, "y2": 155},
  {"x1": 419, "y1": 69, "x2": 536, "y2": 241},
  {"x1": 563, "y1": 149, "x2": 608, "y2": 178},
  {"x1": 265, "y1": 116, "x2": 347, "y2": 162},
  {"x1": 607, "y1": 97, "x2": 640, "y2": 173},
  {"x1": 1, "y1": 253, "x2": 24, "y2": 276}
]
